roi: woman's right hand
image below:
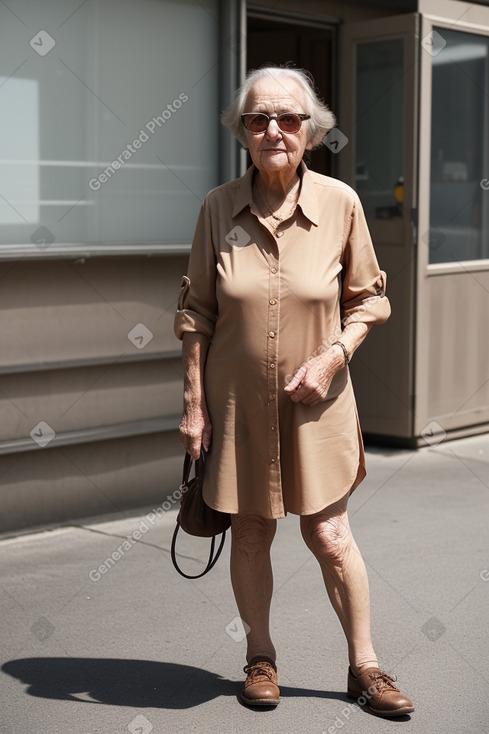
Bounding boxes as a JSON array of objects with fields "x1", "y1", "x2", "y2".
[{"x1": 179, "y1": 401, "x2": 212, "y2": 460}]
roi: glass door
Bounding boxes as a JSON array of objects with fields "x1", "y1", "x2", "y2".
[{"x1": 339, "y1": 15, "x2": 419, "y2": 440}]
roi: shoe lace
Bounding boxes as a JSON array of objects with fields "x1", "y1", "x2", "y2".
[
  {"x1": 243, "y1": 662, "x2": 275, "y2": 683},
  {"x1": 369, "y1": 670, "x2": 400, "y2": 693}
]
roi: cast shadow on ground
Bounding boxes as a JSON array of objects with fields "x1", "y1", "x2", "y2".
[{"x1": 2, "y1": 657, "x2": 353, "y2": 709}]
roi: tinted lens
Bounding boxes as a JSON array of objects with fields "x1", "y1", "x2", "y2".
[
  {"x1": 246, "y1": 113, "x2": 269, "y2": 132},
  {"x1": 277, "y1": 114, "x2": 301, "y2": 133}
]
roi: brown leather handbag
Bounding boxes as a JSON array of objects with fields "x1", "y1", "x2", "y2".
[{"x1": 171, "y1": 450, "x2": 231, "y2": 579}]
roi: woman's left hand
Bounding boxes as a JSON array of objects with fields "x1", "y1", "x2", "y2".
[{"x1": 284, "y1": 348, "x2": 345, "y2": 406}]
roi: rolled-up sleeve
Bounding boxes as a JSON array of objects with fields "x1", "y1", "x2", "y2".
[
  {"x1": 340, "y1": 193, "x2": 391, "y2": 326},
  {"x1": 174, "y1": 199, "x2": 218, "y2": 340}
]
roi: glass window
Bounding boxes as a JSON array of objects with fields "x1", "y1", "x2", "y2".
[
  {"x1": 0, "y1": 0, "x2": 219, "y2": 246},
  {"x1": 428, "y1": 28, "x2": 489, "y2": 264},
  {"x1": 354, "y1": 39, "x2": 404, "y2": 221}
]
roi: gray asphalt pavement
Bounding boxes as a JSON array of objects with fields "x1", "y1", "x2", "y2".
[{"x1": 1, "y1": 434, "x2": 488, "y2": 734}]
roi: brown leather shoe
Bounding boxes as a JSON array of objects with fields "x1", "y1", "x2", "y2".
[
  {"x1": 240, "y1": 658, "x2": 280, "y2": 706},
  {"x1": 347, "y1": 666, "x2": 414, "y2": 717}
]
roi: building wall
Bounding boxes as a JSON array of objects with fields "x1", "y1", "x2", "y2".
[
  {"x1": 0, "y1": 0, "x2": 221, "y2": 534},
  {"x1": 0, "y1": 255, "x2": 187, "y2": 533}
]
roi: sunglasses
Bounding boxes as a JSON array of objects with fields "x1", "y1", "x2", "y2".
[{"x1": 241, "y1": 112, "x2": 311, "y2": 134}]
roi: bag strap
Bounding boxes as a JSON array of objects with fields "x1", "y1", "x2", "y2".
[
  {"x1": 170, "y1": 522, "x2": 227, "y2": 579},
  {"x1": 172, "y1": 448, "x2": 225, "y2": 579},
  {"x1": 182, "y1": 449, "x2": 204, "y2": 488}
]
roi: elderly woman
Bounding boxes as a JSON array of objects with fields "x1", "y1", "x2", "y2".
[{"x1": 174, "y1": 66, "x2": 413, "y2": 717}]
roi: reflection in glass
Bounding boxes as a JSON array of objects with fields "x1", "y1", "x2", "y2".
[
  {"x1": 0, "y1": 77, "x2": 39, "y2": 225},
  {"x1": 355, "y1": 39, "x2": 404, "y2": 221},
  {"x1": 429, "y1": 28, "x2": 489, "y2": 264},
  {"x1": 0, "y1": 0, "x2": 219, "y2": 246}
]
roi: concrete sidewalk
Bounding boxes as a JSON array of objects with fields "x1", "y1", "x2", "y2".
[{"x1": 0, "y1": 435, "x2": 488, "y2": 734}]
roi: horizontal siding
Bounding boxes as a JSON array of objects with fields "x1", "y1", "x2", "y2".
[
  {"x1": 0, "y1": 256, "x2": 187, "y2": 368},
  {"x1": 0, "y1": 431, "x2": 182, "y2": 534},
  {"x1": 0, "y1": 254, "x2": 188, "y2": 533},
  {"x1": 0, "y1": 358, "x2": 182, "y2": 442}
]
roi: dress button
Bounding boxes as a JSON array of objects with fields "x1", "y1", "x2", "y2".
[
  {"x1": 271, "y1": 458, "x2": 276, "y2": 463},
  {"x1": 276, "y1": 231, "x2": 284, "y2": 238},
  {"x1": 270, "y1": 267, "x2": 277, "y2": 274},
  {"x1": 271, "y1": 425, "x2": 276, "y2": 431},
  {"x1": 269, "y1": 331, "x2": 275, "y2": 338},
  {"x1": 269, "y1": 363, "x2": 275, "y2": 369},
  {"x1": 269, "y1": 393, "x2": 276, "y2": 400},
  {"x1": 269, "y1": 299, "x2": 276, "y2": 305}
]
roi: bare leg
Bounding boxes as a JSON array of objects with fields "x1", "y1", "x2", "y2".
[
  {"x1": 300, "y1": 495, "x2": 378, "y2": 676},
  {"x1": 230, "y1": 512, "x2": 277, "y2": 664}
]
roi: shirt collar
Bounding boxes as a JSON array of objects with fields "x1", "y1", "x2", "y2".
[{"x1": 232, "y1": 161, "x2": 320, "y2": 226}]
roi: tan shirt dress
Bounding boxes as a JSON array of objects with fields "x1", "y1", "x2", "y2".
[{"x1": 174, "y1": 163, "x2": 391, "y2": 519}]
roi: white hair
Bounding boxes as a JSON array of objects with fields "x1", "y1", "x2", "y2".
[{"x1": 221, "y1": 65, "x2": 336, "y2": 149}]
